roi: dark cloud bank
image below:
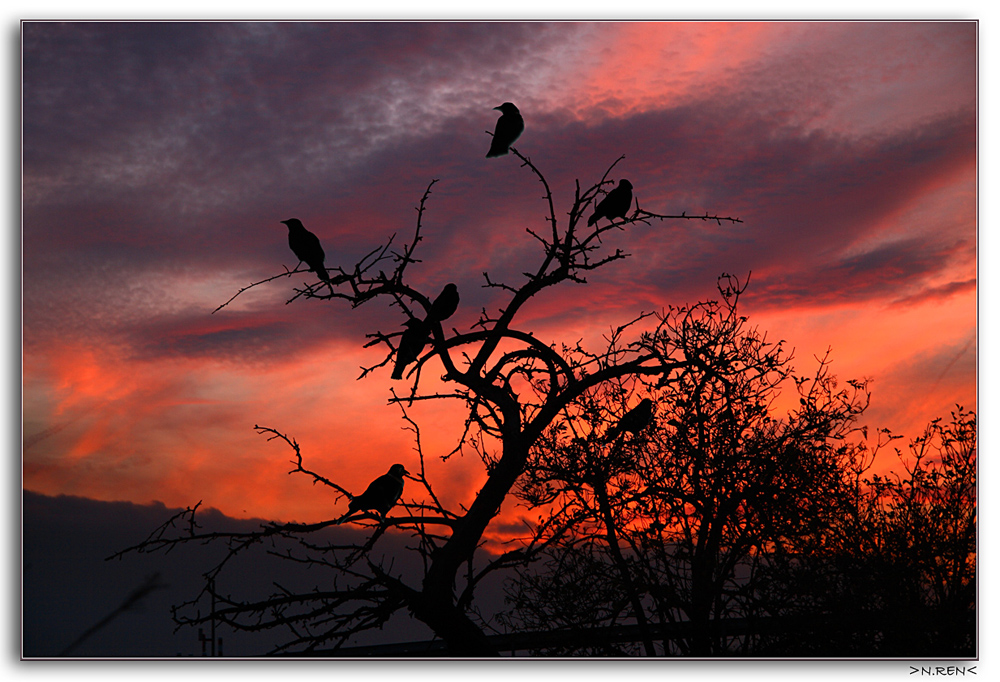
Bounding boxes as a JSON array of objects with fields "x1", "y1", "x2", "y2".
[{"x1": 22, "y1": 490, "x2": 508, "y2": 657}]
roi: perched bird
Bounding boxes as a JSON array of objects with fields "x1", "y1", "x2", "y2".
[
  {"x1": 338, "y1": 463, "x2": 409, "y2": 523},
  {"x1": 588, "y1": 179, "x2": 634, "y2": 226},
  {"x1": 427, "y1": 283, "x2": 460, "y2": 323},
  {"x1": 604, "y1": 398, "x2": 655, "y2": 442},
  {"x1": 486, "y1": 102, "x2": 524, "y2": 158},
  {"x1": 391, "y1": 318, "x2": 429, "y2": 380},
  {"x1": 281, "y1": 218, "x2": 331, "y2": 283}
]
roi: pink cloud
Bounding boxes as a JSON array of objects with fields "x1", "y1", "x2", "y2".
[{"x1": 22, "y1": 22, "x2": 977, "y2": 535}]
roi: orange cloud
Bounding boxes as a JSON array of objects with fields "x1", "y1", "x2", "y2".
[
  {"x1": 23, "y1": 331, "x2": 495, "y2": 524},
  {"x1": 22, "y1": 21, "x2": 976, "y2": 547}
]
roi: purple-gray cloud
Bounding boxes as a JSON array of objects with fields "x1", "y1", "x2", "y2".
[
  {"x1": 22, "y1": 21, "x2": 976, "y2": 368},
  {"x1": 25, "y1": 490, "x2": 488, "y2": 656}
]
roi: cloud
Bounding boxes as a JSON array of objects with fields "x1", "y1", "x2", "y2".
[
  {"x1": 23, "y1": 490, "x2": 468, "y2": 656},
  {"x1": 860, "y1": 330, "x2": 977, "y2": 447},
  {"x1": 22, "y1": 23, "x2": 588, "y2": 211},
  {"x1": 21, "y1": 21, "x2": 977, "y2": 534},
  {"x1": 890, "y1": 278, "x2": 977, "y2": 308},
  {"x1": 127, "y1": 303, "x2": 372, "y2": 364},
  {"x1": 23, "y1": 23, "x2": 976, "y2": 344},
  {"x1": 743, "y1": 235, "x2": 973, "y2": 309}
]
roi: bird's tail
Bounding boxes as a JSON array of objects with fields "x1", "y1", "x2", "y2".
[
  {"x1": 588, "y1": 213, "x2": 599, "y2": 227},
  {"x1": 391, "y1": 362, "x2": 405, "y2": 380},
  {"x1": 317, "y1": 267, "x2": 331, "y2": 283},
  {"x1": 603, "y1": 425, "x2": 622, "y2": 443}
]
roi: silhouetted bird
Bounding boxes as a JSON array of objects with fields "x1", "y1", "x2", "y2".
[
  {"x1": 281, "y1": 218, "x2": 331, "y2": 283},
  {"x1": 486, "y1": 102, "x2": 524, "y2": 158},
  {"x1": 604, "y1": 398, "x2": 655, "y2": 442},
  {"x1": 588, "y1": 179, "x2": 634, "y2": 226},
  {"x1": 391, "y1": 318, "x2": 429, "y2": 380},
  {"x1": 337, "y1": 463, "x2": 409, "y2": 523},
  {"x1": 428, "y1": 283, "x2": 460, "y2": 323}
]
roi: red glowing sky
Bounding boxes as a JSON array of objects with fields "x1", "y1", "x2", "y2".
[{"x1": 22, "y1": 21, "x2": 976, "y2": 525}]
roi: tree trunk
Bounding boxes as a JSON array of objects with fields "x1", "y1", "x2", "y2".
[
  {"x1": 407, "y1": 595, "x2": 498, "y2": 656},
  {"x1": 594, "y1": 477, "x2": 657, "y2": 656},
  {"x1": 414, "y1": 438, "x2": 531, "y2": 656},
  {"x1": 688, "y1": 558, "x2": 715, "y2": 656}
]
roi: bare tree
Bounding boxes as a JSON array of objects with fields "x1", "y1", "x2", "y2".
[
  {"x1": 500, "y1": 281, "x2": 881, "y2": 655},
  {"x1": 754, "y1": 407, "x2": 976, "y2": 656},
  {"x1": 500, "y1": 308, "x2": 976, "y2": 657},
  {"x1": 110, "y1": 147, "x2": 741, "y2": 656}
]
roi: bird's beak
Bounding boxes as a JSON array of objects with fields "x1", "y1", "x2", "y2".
[{"x1": 493, "y1": 106, "x2": 502, "y2": 111}]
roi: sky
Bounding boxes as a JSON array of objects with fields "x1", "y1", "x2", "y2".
[{"x1": 21, "y1": 21, "x2": 978, "y2": 533}]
